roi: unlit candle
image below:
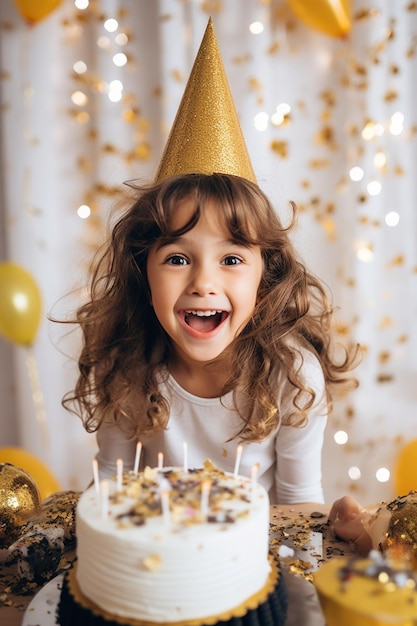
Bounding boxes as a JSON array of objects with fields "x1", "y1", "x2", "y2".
[
  {"x1": 133, "y1": 442, "x2": 142, "y2": 475},
  {"x1": 116, "y1": 458, "x2": 123, "y2": 491},
  {"x1": 233, "y1": 445, "x2": 243, "y2": 477}
]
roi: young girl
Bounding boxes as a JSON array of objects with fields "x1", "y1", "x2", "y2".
[{"x1": 62, "y1": 172, "x2": 359, "y2": 504}]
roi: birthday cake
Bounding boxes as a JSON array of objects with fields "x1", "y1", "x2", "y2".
[
  {"x1": 58, "y1": 459, "x2": 287, "y2": 626},
  {"x1": 314, "y1": 551, "x2": 417, "y2": 626}
]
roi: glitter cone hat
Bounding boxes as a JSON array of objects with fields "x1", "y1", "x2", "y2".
[{"x1": 154, "y1": 18, "x2": 256, "y2": 184}]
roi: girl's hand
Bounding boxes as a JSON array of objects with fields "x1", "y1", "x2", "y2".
[{"x1": 328, "y1": 495, "x2": 373, "y2": 553}]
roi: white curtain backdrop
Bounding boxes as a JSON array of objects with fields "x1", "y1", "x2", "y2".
[{"x1": 0, "y1": 0, "x2": 416, "y2": 504}]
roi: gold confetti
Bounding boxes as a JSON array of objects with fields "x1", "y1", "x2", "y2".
[
  {"x1": 397, "y1": 334, "x2": 409, "y2": 343},
  {"x1": 377, "y1": 374, "x2": 394, "y2": 383},
  {"x1": 314, "y1": 126, "x2": 335, "y2": 147},
  {"x1": 248, "y1": 76, "x2": 262, "y2": 91},
  {"x1": 387, "y1": 254, "x2": 405, "y2": 267},
  {"x1": 309, "y1": 159, "x2": 330, "y2": 169},
  {"x1": 267, "y1": 41, "x2": 280, "y2": 55},
  {"x1": 378, "y1": 317, "x2": 394, "y2": 329},
  {"x1": 354, "y1": 8, "x2": 380, "y2": 21},
  {"x1": 378, "y1": 351, "x2": 391, "y2": 364},
  {"x1": 201, "y1": 0, "x2": 223, "y2": 14},
  {"x1": 170, "y1": 69, "x2": 184, "y2": 83},
  {"x1": 123, "y1": 107, "x2": 140, "y2": 123},
  {"x1": 321, "y1": 218, "x2": 336, "y2": 240},
  {"x1": 270, "y1": 140, "x2": 288, "y2": 158},
  {"x1": 142, "y1": 554, "x2": 163, "y2": 572},
  {"x1": 384, "y1": 89, "x2": 399, "y2": 101}
]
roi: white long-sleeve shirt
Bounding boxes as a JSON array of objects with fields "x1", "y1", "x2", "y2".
[{"x1": 96, "y1": 349, "x2": 327, "y2": 504}]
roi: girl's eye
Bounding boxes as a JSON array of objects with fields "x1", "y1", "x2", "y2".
[
  {"x1": 222, "y1": 255, "x2": 243, "y2": 266},
  {"x1": 166, "y1": 254, "x2": 189, "y2": 266}
]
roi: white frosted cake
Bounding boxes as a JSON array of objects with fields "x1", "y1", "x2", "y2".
[{"x1": 59, "y1": 459, "x2": 286, "y2": 626}]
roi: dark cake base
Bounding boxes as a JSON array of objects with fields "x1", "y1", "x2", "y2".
[{"x1": 57, "y1": 560, "x2": 287, "y2": 626}]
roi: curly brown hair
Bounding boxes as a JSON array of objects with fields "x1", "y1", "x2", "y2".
[{"x1": 62, "y1": 173, "x2": 359, "y2": 441}]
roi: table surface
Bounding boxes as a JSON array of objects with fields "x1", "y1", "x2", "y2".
[{"x1": 0, "y1": 502, "x2": 353, "y2": 626}]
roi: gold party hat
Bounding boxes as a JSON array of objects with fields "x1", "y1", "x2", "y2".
[{"x1": 154, "y1": 18, "x2": 256, "y2": 184}]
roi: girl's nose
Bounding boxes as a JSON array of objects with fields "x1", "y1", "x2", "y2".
[{"x1": 187, "y1": 263, "x2": 218, "y2": 296}]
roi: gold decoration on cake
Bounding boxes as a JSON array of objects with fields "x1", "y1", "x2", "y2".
[
  {"x1": 0, "y1": 463, "x2": 41, "y2": 548},
  {"x1": 142, "y1": 554, "x2": 163, "y2": 572},
  {"x1": 154, "y1": 18, "x2": 256, "y2": 184}
]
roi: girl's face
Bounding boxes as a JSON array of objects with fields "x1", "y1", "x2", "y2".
[{"x1": 147, "y1": 197, "x2": 263, "y2": 368}]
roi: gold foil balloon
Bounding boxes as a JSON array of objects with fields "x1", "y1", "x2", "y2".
[
  {"x1": 0, "y1": 463, "x2": 41, "y2": 548},
  {"x1": 0, "y1": 448, "x2": 61, "y2": 500},
  {"x1": 286, "y1": 0, "x2": 352, "y2": 38},
  {"x1": 13, "y1": 0, "x2": 63, "y2": 24},
  {"x1": 0, "y1": 262, "x2": 42, "y2": 346},
  {"x1": 394, "y1": 439, "x2": 417, "y2": 495}
]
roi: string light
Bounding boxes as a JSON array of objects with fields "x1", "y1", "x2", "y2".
[
  {"x1": 376, "y1": 467, "x2": 391, "y2": 483},
  {"x1": 271, "y1": 103, "x2": 291, "y2": 126},
  {"x1": 77, "y1": 204, "x2": 91, "y2": 219},
  {"x1": 104, "y1": 18, "x2": 118, "y2": 33},
  {"x1": 97, "y1": 36, "x2": 111, "y2": 49},
  {"x1": 373, "y1": 150, "x2": 386, "y2": 169},
  {"x1": 249, "y1": 21, "x2": 264, "y2": 35},
  {"x1": 254, "y1": 112, "x2": 269, "y2": 131},
  {"x1": 362, "y1": 121, "x2": 384, "y2": 140},
  {"x1": 115, "y1": 33, "x2": 129, "y2": 46},
  {"x1": 385, "y1": 211, "x2": 400, "y2": 227},
  {"x1": 367, "y1": 180, "x2": 382, "y2": 196},
  {"x1": 356, "y1": 243, "x2": 374, "y2": 263},
  {"x1": 71, "y1": 90, "x2": 88, "y2": 106},
  {"x1": 108, "y1": 79, "x2": 123, "y2": 103},
  {"x1": 113, "y1": 52, "x2": 128, "y2": 67},
  {"x1": 349, "y1": 166, "x2": 364, "y2": 181},
  {"x1": 389, "y1": 111, "x2": 404, "y2": 135},
  {"x1": 334, "y1": 430, "x2": 349, "y2": 445},
  {"x1": 73, "y1": 60, "x2": 87, "y2": 74},
  {"x1": 348, "y1": 466, "x2": 361, "y2": 480}
]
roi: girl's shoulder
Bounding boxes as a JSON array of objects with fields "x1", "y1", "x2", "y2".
[{"x1": 280, "y1": 338, "x2": 326, "y2": 393}]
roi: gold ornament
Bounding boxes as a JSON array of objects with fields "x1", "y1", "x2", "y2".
[
  {"x1": 154, "y1": 18, "x2": 256, "y2": 184},
  {"x1": 0, "y1": 462, "x2": 41, "y2": 548}
]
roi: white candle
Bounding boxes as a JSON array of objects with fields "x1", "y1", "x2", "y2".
[
  {"x1": 133, "y1": 441, "x2": 142, "y2": 475},
  {"x1": 116, "y1": 458, "x2": 123, "y2": 491},
  {"x1": 200, "y1": 480, "x2": 211, "y2": 520},
  {"x1": 233, "y1": 445, "x2": 243, "y2": 477},
  {"x1": 92, "y1": 458, "x2": 100, "y2": 494},
  {"x1": 250, "y1": 463, "x2": 260, "y2": 492},
  {"x1": 101, "y1": 480, "x2": 109, "y2": 518},
  {"x1": 183, "y1": 441, "x2": 188, "y2": 473},
  {"x1": 160, "y1": 490, "x2": 170, "y2": 527},
  {"x1": 158, "y1": 452, "x2": 164, "y2": 470}
]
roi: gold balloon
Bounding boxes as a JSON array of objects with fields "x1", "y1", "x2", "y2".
[
  {"x1": 0, "y1": 463, "x2": 41, "y2": 548},
  {"x1": 394, "y1": 439, "x2": 417, "y2": 495},
  {"x1": 0, "y1": 262, "x2": 42, "y2": 346},
  {"x1": 0, "y1": 447, "x2": 61, "y2": 500},
  {"x1": 286, "y1": 0, "x2": 352, "y2": 38},
  {"x1": 13, "y1": 0, "x2": 63, "y2": 24}
]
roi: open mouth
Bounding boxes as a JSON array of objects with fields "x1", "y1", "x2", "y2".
[{"x1": 183, "y1": 310, "x2": 228, "y2": 332}]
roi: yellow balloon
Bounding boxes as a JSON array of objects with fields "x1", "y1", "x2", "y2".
[
  {"x1": 13, "y1": 0, "x2": 63, "y2": 24},
  {"x1": 0, "y1": 262, "x2": 42, "y2": 346},
  {"x1": 286, "y1": 0, "x2": 352, "y2": 38},
  {"x1": 0, "y1": 447, "x2": 61, "y2": 501},
  {"x1": 394, "y1": 439, "x2": 417, "y2": 495}
]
